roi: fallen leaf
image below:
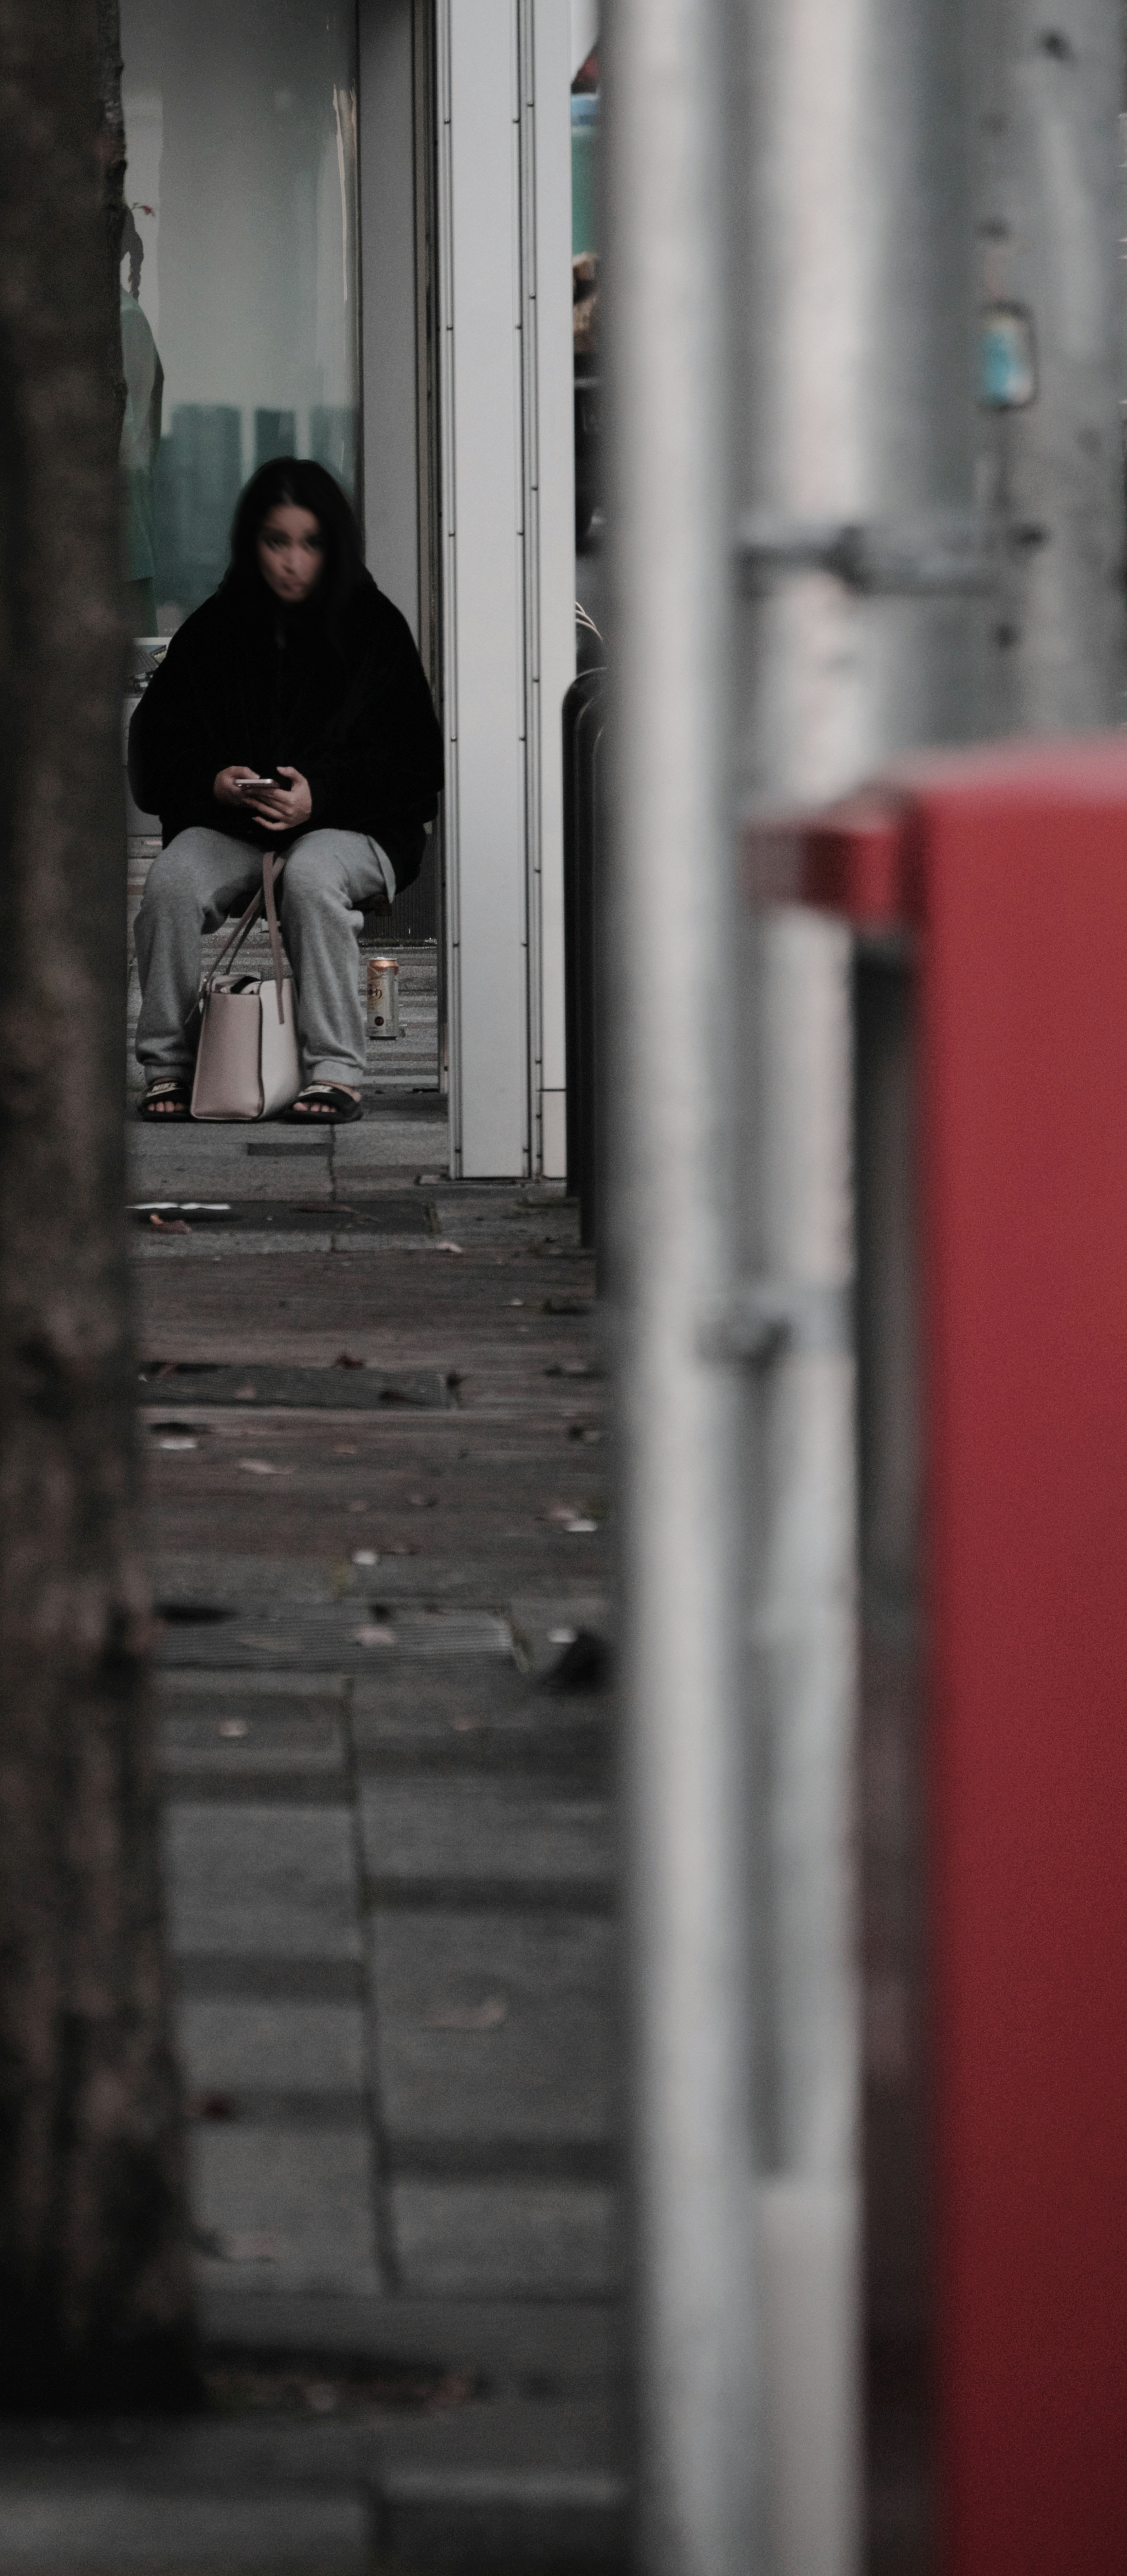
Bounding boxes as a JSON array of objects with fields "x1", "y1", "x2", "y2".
[
  {"x1": 427, "y1": 2371, "x2": 479, "y2": 2410},
  {"x1": 149, "y1": 1213, "x2": 191, "y2": 1234},
  {"x1": 352, "y1": 1549, "x2": 378, "y2": 1566},
  {"x1": 239, "y1": 1459, "x2": 294, "y2": 1475},
  {"x1": 192, "y1": 2225, "x2": 280, "y2": 2262},
  {"x1": 434, "y1": 1240, "x2": 463, "y2": 1254},
  {"x1": 353, "y1": 1623, "x2": 395, "y2": 1647},
  {"x1": 423, "y1": 1997, "x2": 507, "y2": 2032},
  {"x1": 505, "y1": 1622, "x2": 533, "y2": 1673},
  {"x1": 218, "y1": 1719, "x2": 248, "y2": 1739},
  {"x1": 158, "y1": 1435, "x2": 198, "y2": 1451}
]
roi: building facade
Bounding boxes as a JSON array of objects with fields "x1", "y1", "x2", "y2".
[{"x1": 121, "y1": 0, "x2": 584, "y2": 1177}]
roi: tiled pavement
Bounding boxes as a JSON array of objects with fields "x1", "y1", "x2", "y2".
[{"x1": 0, "y1": 939, "x2": 626, "y2": 2572}]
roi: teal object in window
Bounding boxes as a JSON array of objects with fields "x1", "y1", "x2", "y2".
[
  {"x1": 572, "y1": 94, "x2": 598, "y2": 258},
  {"x1": 980, "y1": 303, "x2": 1036, "y2": 410}
]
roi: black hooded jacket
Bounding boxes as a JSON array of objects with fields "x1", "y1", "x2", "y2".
[{"x1": 127, "y1": 566, "x2": 443, "y2": 892}]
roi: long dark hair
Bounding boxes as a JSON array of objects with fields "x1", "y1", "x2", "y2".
[{"x1": 227, "y1": 458, "x2": 364, "y2": 627}]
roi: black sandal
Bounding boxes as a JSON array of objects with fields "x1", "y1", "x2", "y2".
[
  {"x1": 138, "y1": 1078, "x2": 192, "y2": 1121},
  {"x1": 284, "y1": 1083, "x2": 364, "y2": 1125}
]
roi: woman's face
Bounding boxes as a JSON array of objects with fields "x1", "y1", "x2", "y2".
[{"x1": 256, "y1": 504, "x2": 325, "y2": 603}]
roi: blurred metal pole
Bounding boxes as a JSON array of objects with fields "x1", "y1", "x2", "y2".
[
  {"x1": 976, "y1": 0, "x2": 1126, "y2": 731},
  {"x1": 604, "y1": 5, "x2": 758, "y2": 2574},
  {"x1": 732, "y1": 3, "x2": 980, "y2": 2573}
]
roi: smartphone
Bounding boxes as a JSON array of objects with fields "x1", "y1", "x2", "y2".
[{"x1": 238, "y1": 772, "x2": 288, "y2": 791}]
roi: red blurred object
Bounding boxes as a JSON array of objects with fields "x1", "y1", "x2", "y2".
[
  {"x1": 797, "y1": 789, "x2": 907, "y2": 924},
  {"x1": 786, "y1": 735, "x2": 1127, "y2": 2574}
]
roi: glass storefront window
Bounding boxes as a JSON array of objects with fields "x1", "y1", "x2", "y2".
[
  {"x1": 571, "y1": 78, "x2": 598, "y2": 259},
  {"x1": 571, "y1": 20, "x2": 600, "y2": 562},
  {"x1": 120, "y1": 0, "x2": 359, "y2": 633}
]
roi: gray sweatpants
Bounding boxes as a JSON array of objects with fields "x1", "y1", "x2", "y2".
[{"x1": 134, "y1": 825, "x2": 396, "y2": 1087}]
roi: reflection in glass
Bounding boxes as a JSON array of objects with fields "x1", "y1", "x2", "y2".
[
  {"x1": 120, "y1": 281, "x2": 164, "y2": 636},
  {"x1": 120, "y1": 0, "x2": 359, "y2": 631},
  {"x1": 571, "y1": 40, "x2": 600, "y2": 560}
]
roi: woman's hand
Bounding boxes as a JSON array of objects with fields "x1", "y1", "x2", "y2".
[
  {"x1": 214, "y1": 764, "x2": 261, "y2": 806},
  {"x1": 239, "y1": 766, "x2": 314, "y2": 833},
  {"x1": 214, "y1": 765, "x2": 314, "y2": 830}
]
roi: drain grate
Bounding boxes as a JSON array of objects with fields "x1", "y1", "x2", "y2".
[
  {"x1": 130, "y1": 1196, "x2": 434, "y2": 1235},
  {"x1": 244, "y1": 1139, "x2": 330, "y2": 1156},
  {"x1": 156, "y1": 1602, "x2": 235, "y2": 1626}
]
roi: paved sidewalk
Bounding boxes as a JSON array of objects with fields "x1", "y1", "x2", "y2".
[{"x1": 0, "y1": 1091, "x2": 624, "y2": 2576}]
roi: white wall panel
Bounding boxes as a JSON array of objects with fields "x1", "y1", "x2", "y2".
[
  {"x1": 527, "y1": 0, "x2": 577, "y2": 1173},
  {"x1": 569, "y1": 0, "x2": 598, "y2": 81},
  {"x1": 438, "y1": 0, "x2": 528, "y2": 1175},
  {"x1": 437, "y1": 0, "x2": 575, "y2": 1179}
]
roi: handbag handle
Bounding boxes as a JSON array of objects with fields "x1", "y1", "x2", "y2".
[
  {"x1": 207, "y1": 883, "x2": 263, "y2": 983},
  {"x1": 204, "y1": 852, "x2": 290, "y2": 1023},
  {"x1": 261, "y1": 852, "x2": 288, "y2": 1024}
]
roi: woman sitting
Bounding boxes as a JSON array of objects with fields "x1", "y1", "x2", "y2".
[{"x1": 129, "y1": 457, "x2": 442, "y2": 1123}]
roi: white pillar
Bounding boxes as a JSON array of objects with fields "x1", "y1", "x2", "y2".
[
  {"x1": 733, "y1": 1, "x2": 980, "y2": 2567},
  {"x1": 606, "y1": 2, "x2": 759, "y2": 2569}
]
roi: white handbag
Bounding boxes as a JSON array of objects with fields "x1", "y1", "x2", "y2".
[{"x1": 190, "y1": 852, "x2": 302, "y2": 1121}]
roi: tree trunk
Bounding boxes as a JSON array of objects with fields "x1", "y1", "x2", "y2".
[{"x1": 0, "y1": 0, "x2": 198, "y2": 2409}]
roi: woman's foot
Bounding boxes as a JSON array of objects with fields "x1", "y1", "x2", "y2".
[
  {"x1": 284, "y1": 1082, "x2": 363, "y2": 1124},
  {"x1": 138, "y1": 1078, "x2": 192, "y2": 1120}
]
